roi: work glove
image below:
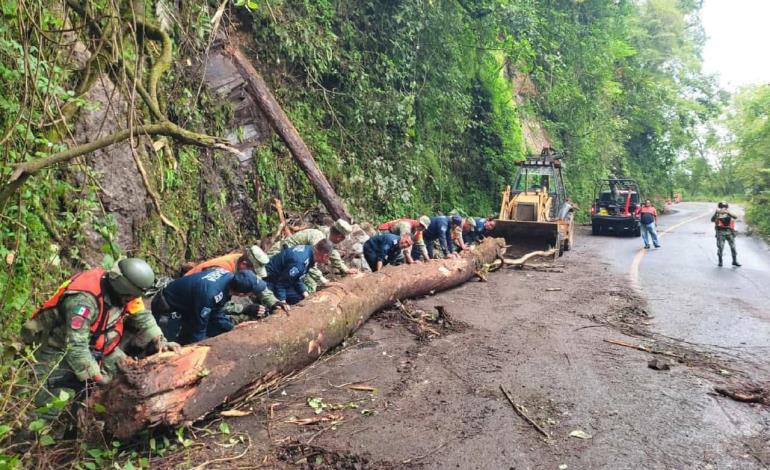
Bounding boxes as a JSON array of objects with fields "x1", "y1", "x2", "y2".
[
  {"x1": 243, "y1": 303, "x2": 268, "y2": 318},
  {"x1": 152, "y1": 335, "x2": 182, "y2": 354},
  {"x1": 271, "y1": 301, "x2": 290, "y2": 316},
  {"x1": 91, "y1": 373, "x2": 111, "y2": 386}
]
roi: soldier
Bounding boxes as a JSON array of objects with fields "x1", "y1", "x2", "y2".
[
  {"x1": 21, "y1": 258, "x2": 178, "y2": 422},
  {"x1": 363, "y1": 233, "x2": 414, "y2": 272},
  {"x1": 417, "y1": 215, "x2": 462, "y2": 260},
  {"x1": 152, "y1": 269, "x2": 271, "y2": 345},
  {"x1": 378, "y1": 216, "x2": 430, "y2": 264},
  {"x1": 265, "y1": 239, "x2": 335, "y2": 305},
  {"x1": 180, "y1": 246, "x2": 284, "y2": 323},
  {"x1": 461, "y1": 217, "x2": 496, "y2": 246},
  {"x1": 711, "y1": 201, "x2": 741, "y2": 267},
  {"x1": 267, "y1": 219, "x2": 357, "y2": 292}
]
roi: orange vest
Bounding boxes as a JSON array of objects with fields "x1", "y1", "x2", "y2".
[
  {"x1": 35, "y1": 268, "x2": 126, "y2": 356},
  {"x1": 185, "y1": 253, "x2": 241, "y2": 276},
  {"x1": 716, "y1": 216, "x2": 735, "y2": 230}
]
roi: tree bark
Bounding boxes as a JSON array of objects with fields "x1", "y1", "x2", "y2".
[
  {"x1": 95, "y1": 238, "x2": 504, "y2": 437},
  {"x1": 225, "y1": 45, "x2": 350, "y2": 221}
]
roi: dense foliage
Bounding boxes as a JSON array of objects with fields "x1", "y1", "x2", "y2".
[
  {"x1": 725, "y1": 85, "x2": 770, "y2": 234},
  {"x1": 243, "y1": 0, "x2": 719, "y2": 217}
]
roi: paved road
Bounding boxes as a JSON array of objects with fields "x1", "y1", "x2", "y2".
[{"x1": 592, "y1": 201, "x2": 770, "y2": 377}]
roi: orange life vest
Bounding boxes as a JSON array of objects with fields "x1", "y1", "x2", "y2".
[
  {"x1": 716, "y1": 216, "x2": 735, "y2": 230},
  {"x1": 184, "y1": 253, "x2": 241, "y2": 276},
  {"x1": 35, "y1": 268, "x2": 126, "y2": 356}
]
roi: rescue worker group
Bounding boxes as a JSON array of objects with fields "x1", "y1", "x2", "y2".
[{"x1": 23, "y1": 214, "x2": 496, "y2": 419}]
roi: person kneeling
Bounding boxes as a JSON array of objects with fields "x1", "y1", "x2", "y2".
[
  {"x1": 364, "y1": 234, "x2": 413, "y2": 272},
  {"x1": 264, "y1": 239, "x2": 335, "y2": 305},
  {"x1": 152, "y1": 268, "x2": 270, "y2": 345}
]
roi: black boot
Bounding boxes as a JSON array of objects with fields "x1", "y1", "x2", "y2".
[
  {"x1": 718, "y1": 255, "x2": 723, "y2": 267},
  {"x1": 732, "y1": 257, "x2": 741, "y2": 267}
]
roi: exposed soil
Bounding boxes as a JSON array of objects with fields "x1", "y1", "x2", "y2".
[{"x1": 183, "y1": 229, "x2": 770, "y2": 469}]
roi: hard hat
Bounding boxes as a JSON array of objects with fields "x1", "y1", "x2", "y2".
[
  {"x1": 231, "y1": 270, "x2": 263, "y2": 294},
  {"x1": 418, "y1": 216, "x2": 431, "y2": 230},
  {"x1": 332, "y1": 219, "x2": 353, "y2": 236},
  {"x1": 108, "y1": 258, "x2": 155, "y2": 298}
]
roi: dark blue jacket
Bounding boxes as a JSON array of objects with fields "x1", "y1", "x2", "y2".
[
  {"x1": 463, "y1": 218, "x2": 491, "y2": 245},
  {"x1": 423, "y1": 216, "x2": 451, "y2": 256},
  {"x1": 363, "y1": 233, "x2": 402, "y2": 265},
  {"x1": 265, "y1": 245, "x2": 314, "y2": 295},
  {"x1": 162, "y1": 268, "x2": 263, "y2": 344}
]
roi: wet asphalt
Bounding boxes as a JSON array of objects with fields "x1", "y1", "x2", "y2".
[{"x1": 589, "y1": 201, "x2": 770, "y2": 377}]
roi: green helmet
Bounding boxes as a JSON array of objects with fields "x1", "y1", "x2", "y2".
[{"x1": 108, "y1": 258, "x2": 155, "y2": 298}]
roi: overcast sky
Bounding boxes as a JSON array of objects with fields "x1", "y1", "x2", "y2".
[{"x1": 701, "y1": 0, "x2": 770, "y2": 90}]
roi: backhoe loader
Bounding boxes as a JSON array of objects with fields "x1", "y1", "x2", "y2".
[{"x1": 491, "y1": 148, "x2": 574, "y2": 256}]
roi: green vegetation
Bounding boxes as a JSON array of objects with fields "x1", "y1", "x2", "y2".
[
  {"x1": 0, "y1": 0, "x2": 723, "y2": 465},
  {"x1": 724, "y1": 84, "x2": 770, "y2": 235}
]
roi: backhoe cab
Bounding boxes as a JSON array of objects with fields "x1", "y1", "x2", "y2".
[{"x1": 492, "y1": 148, "x2": 574, "y2": 256}]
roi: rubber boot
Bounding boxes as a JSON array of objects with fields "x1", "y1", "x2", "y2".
[{"x1": 718, "y1": 255, "x2": 722, "y2": 267}]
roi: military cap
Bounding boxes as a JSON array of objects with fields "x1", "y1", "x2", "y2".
[
  {"x1": 332, "y1": 219, "x2": 353, "y2": 236},
  {"x1": 418, "y1": 216, "x2": 431, "y2": 230}
]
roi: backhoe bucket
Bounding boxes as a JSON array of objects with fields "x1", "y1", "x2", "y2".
[{"x1": 491, "y1": 220, "x2": 560, "y2": 252}]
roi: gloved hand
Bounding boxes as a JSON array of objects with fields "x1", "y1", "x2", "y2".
[
  {"x1": 92, "y1": 373, "x2": 111, "y2": 386},
  {"x1": 152, "y1": 335, "x2": 182, "y2": 354},
  {"x1": 243, "y1": 303, "x2": 267, "y2": 318},
  {"x1": 271, "y1": 301, "x2": 290, "y2": 316}
]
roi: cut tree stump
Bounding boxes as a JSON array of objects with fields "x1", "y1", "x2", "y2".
[{"x1": 95, "y1": 238, "x2": 505, "y2": 437}]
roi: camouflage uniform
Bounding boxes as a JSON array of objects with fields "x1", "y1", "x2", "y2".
[
  {"x1": 25, "y1": 292, "x2": 161, "y2": 419},
  {"x1": 711, "y1": 209, "x2": 738, "y2": 264},
  {"x1": 267, "y1": 228, "x2": 349, "y2": 292}
]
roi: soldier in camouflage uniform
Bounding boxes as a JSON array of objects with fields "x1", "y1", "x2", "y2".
[
  {"x1": 267, "y1": 219, "x2": 357, "y2": 292},
  {"x1": 711, "y1": 201, "x2": 741, "y2": 267},
  {"x1": 21, "y1": 259, "x2": 179, "y2": 422}
]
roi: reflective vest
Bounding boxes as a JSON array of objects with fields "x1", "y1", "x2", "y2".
[
  {"x1": 185, "y1": 253, "x2": 241, "y2": 276},
  {"x1": 34, "y1": 268, "x2": 128, "y2": 356},
  {"x1": 716, "y1": 216, "x2": 735, "y2": 230}
]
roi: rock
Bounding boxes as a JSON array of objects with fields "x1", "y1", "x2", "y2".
[{"x1": 648, "y1": 358, "x2": 671, "y2": 371}]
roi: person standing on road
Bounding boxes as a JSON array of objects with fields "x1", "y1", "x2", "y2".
[
  {"x1": 711, "y1": 201, "x2": 741, "y2": 267},
  {"x1": 636, "y1": 199, "x2": 661, "y2": 249}
]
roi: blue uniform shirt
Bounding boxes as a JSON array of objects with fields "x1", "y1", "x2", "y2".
[
  {"x1": 463, "y1": 218, "x2": 491, "y2": 245},
  {"x1": 265, "y1": 245, "x2": 314, "y2": 295},
  {"x1": 423, "y1": 216, "x2": 451, "y2": 256},
  {"x1": 162, "y1": 268, "x2": 249, "y2": 344},
  {"x1": 363, "y1": 233, "x2": 402, "y2": 265}
]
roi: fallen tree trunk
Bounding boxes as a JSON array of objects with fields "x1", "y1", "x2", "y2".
[
  {"x1": 225, "y1": 45, "x2": 350, "y2": 221},
  {"x1": 96, "y1": 238, "x2": 505, "y2": 437}
]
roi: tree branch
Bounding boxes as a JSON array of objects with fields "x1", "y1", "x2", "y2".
[{"x1": 0, "y1": 122, "x2": 243, "y2": 206}]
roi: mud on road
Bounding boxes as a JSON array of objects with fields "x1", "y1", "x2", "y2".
[{"x1": 189, "y1": 228, "x2": 770, "y2": 469}]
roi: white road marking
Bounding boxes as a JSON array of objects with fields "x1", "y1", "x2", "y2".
[{"x1": 629, "y1": 209, "x2": 713, "y2": 290}]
